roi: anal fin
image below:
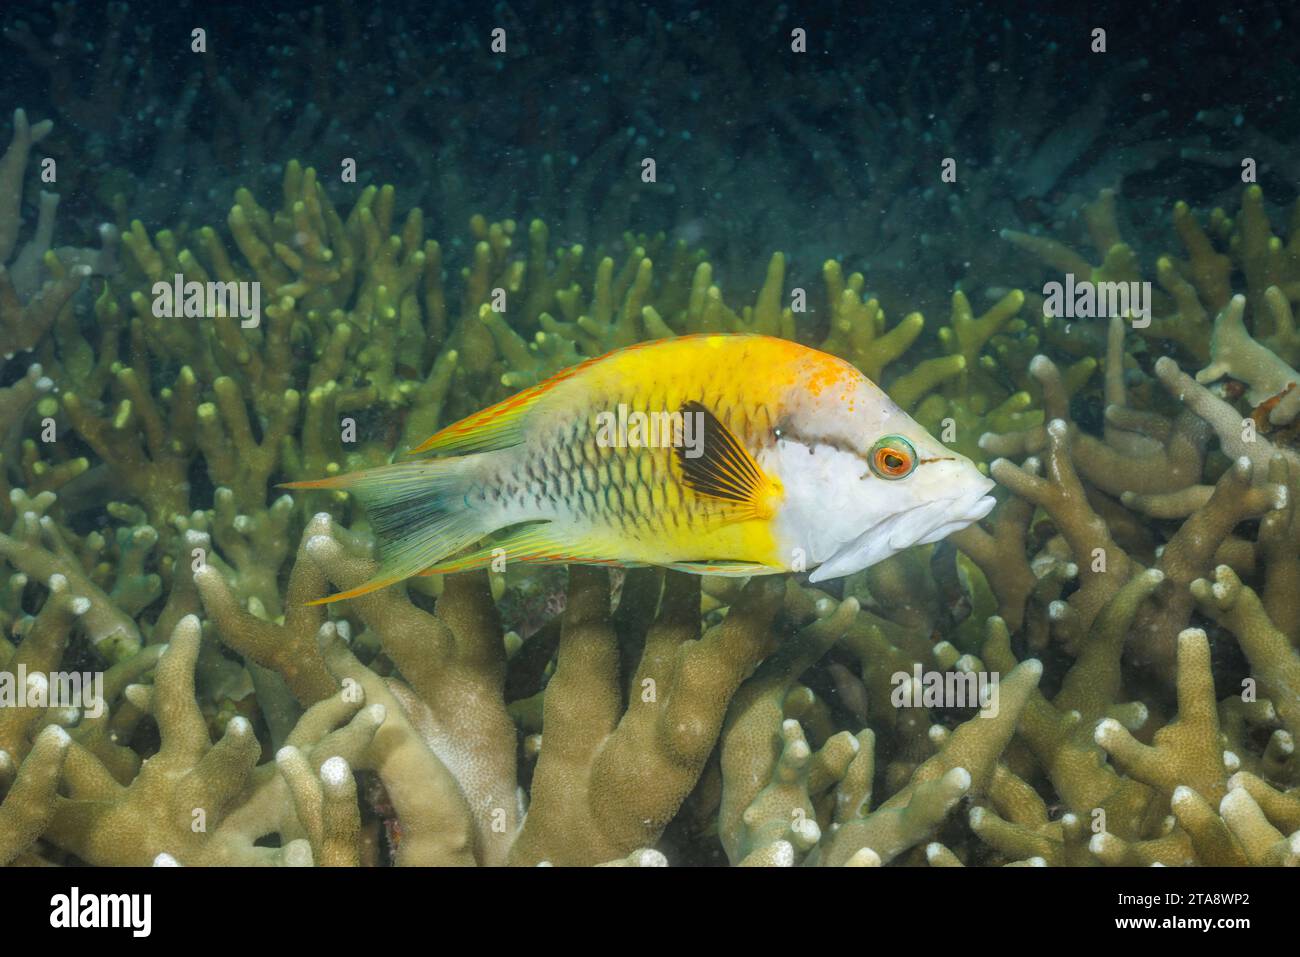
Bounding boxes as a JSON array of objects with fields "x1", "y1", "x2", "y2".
[{"x1": 415, "y1": 523, "x2": 636, "y2": 575}]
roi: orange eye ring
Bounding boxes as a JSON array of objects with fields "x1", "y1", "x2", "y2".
[{"x1": 869, "y1": 435, "x2": 917, "y2": 479}]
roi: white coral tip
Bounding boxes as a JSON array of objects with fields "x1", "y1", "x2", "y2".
[
  {"x1": 226, "y1": 716, "x2": 252, "y2": 736},
  {"x1": 1094, "y1": 718, "x2": 1122, "y2": 745},
  {"x1": 1219, "y1": 787, "x2": 1250, "y2": 817},
  {"x1": 320, "y1": 755, "x2": 350, "y2": 787}
]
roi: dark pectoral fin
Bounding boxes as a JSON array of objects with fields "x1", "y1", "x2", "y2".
[{"x1": 676, "y1": 401, "x2": 782, "y2": 520}]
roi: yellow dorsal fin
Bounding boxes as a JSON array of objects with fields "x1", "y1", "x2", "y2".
[
  {"x1": 408, "y1": 354, "x2": 599, "y2": 455},
  {"x1": 676, "y1": 400, "x2": 783, "y2": 521},
  {"x1": 406, "y1": 386, "x2": 541, "y2": 455},
  {"x1": 407, "y1": 337, "x2": 688, "y2": 456}
]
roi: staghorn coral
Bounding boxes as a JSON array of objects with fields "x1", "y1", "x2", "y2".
[
  {"x1": 0, "y1": 108, "x2": 118, "y2": 363},
  {"x1": 0, "y1": 725, "x2": 68, "y2": 865},
  {"x1": 45, "y1": 614, "x2": 386, "y2": 866}
]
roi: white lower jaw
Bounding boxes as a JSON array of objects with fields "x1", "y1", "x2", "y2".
[
  {"x1": 915, "y1": 493, "x2": 996, "y2": 545},
  {"x1": 807, "y1": 492, "x2": 996, "y2": 583}
]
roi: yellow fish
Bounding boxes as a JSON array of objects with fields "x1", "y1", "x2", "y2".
[{"x1": 287, "y1": 334, "x2": 994, "y2": 604}]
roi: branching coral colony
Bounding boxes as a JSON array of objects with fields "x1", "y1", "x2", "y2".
[{"x1": 1, "y1": 101, "x2": 1298, "y2": 868}]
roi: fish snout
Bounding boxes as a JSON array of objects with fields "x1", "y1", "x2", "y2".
[
  {"x1": 962, "y1": 474, "x2": 997, "y2": 520},
  {"x1": 905, "y1": 479, "x2": 996, "y2": 548}
]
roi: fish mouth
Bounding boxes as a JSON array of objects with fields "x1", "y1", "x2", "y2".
[
  {"x1": 808, "y1": 480, "x2": 995, "y2": 582},
  {"x1": 903, "y1": 483, "x2": 996, "y2": 548}
]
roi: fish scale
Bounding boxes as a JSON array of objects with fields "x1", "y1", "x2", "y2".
[{"x1": 523, "y1": 395, "x2": 682, "y2": 530}]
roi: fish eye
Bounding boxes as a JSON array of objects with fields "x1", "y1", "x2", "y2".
[{"x1": 869, "y1": 434, "x2": 917, "y2": 479}]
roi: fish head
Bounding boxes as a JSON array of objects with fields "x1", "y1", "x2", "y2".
[{"x1": 767, "y1": 357, "x2": 995, "y2": 581}]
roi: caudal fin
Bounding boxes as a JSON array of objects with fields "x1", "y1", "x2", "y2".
[{"x1": 282, "y1": 458, "x2": 490, "y2": 604}]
